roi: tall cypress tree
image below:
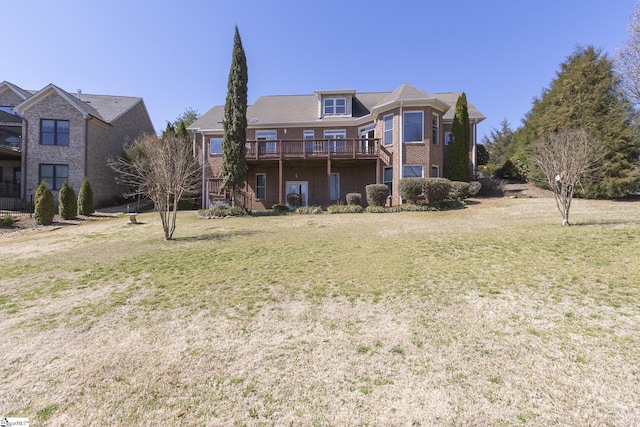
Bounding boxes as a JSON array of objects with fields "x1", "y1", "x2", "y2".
[
  {"x1": 522, "y1": 46, "x2": 638, "y2": 198},
  {"x1": 221, "y1": 26, "x2": 248, "y2": 204},
  {"x1": 444, "y1": 93, "x2": 471, "y2": 182}
]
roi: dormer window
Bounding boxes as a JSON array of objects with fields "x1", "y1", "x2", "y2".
[{"x1": 323, "y1": 98, "x2": 346, "y2": 115}]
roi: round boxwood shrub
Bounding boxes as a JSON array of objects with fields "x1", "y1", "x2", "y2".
[
  {"x1": 346, "y1": 192, "x2": 362, "y2": 206},
  {"x1": 77, "y1": 178, "x2": 95, "y2": 216},
  {"x1": 34, "y1": 180, "x2": 55, "y2": 225},
  {"x1": 286, "y1": 193, "x2": 301, "y2": 208},
  {"x1": 398, "y1": 178, "x2": 424, "y2": 204},
  {"x1": 366, "y1": 184, "x2": 389, "y2": 207},
  {"x1": 449, "y1": 181, "x2": 470, "y2": 201},
  {"x1": 423, "y1": 178, "x2": 451, "y2": 204},
  {"x1": 272, "y1": 203, "x2": 290, "y2": 215},
  {"x1": 58, "y1": 181, "x2": 77, "y2": 220}
]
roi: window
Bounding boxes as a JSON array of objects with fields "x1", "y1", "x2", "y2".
[
  {"x1": 256, "y1": 173, "x2": 266, "y2": 199},
  {"x1": 383, "y1": 115, "x2": 393, "y2": 146},
  {"x1": 256, "y1": 130, "x2": 277, "y2": 155},
  {"x1": 432, "y1": 114, "x2": 439, "y2": 145},
  {"x1": 41, "y1": 119, "x2": 69, "y2": 146},
  {"x1": 403, "y1": 165, "x2": 423, "y2": 178},
  {"x1": 39, "y1": 164, "x2": 68, "y2": 190},
  {"x1": 304, "y1": 130, "x2": 315, "y2": 153},
  {"x1": 323, "y1": 98, "x2": 346, "y2": 115},
  {"x1": 431, "y1": 165, "x2": 440, "y2": 177},
  {"x1": 445, "y1": 132, "x2": 452, "y2": 145},
  {"x1": 403, "y1": 111, "x2": 423, "y2": 143},
  {"x1": 323, "y1": 130, "x2": 346, "y2": 153},
  {"x1": 209, "y1": 138, "x2": 223, "y2": 155},
  {"x1": 383, "y1": 166, "x2": 393, "y2": 195},
  {"x1": 330, "y1": 173, "x2": 340, "y2": 200}
]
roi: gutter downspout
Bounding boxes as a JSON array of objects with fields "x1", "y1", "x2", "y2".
[
  {"x1": 21, "y1": 117, "x2": 28, "y2": 200},
  {"x1": 471, "y1": 119, "x2": 477, "y2": 178},
  {"x1": 201, "y1": 133, "x2": 206, "y2": 209},
  {"x1": 398, "y1": 101, "x2": 403, "y2": 205}
]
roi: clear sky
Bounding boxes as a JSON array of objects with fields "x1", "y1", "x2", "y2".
[{"x1": 4, "y1": 0, "x2": 637, "y2": 140}]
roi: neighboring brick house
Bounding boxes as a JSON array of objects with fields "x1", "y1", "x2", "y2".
[
  {"x1": 189, "y1": 83, "x2": 484, "y2": 210},
  {"x1": 0, "y1": 81, "x2": 154, "y2": 206}
]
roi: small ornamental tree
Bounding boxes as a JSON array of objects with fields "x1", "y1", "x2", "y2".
[
  {"x1": 58, "y1": 181, "x2": 77, "y2": 220},
  {"x1": 34, "y1": 180, "x2": 55, "y2": 225},
  {"x1": 78, "y1": 178, "x2": 95, "y2": 216}
]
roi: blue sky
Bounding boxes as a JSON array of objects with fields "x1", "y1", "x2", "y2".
[{"x1": 4, "y1": 0, "x2": 637, "y2": 139}]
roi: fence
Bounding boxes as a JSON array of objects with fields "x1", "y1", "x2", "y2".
[{"x1": 0, "y1": 196, "x2": 33, "y2": 218}]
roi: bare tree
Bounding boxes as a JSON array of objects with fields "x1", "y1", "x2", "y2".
[
  {"x1": 616, "y1": 2, "x2": 640, "y2": 106},
  {"x1": 530, "y1": 129, "x2": 603, "y2": 226},
  {"x1": 111, "y1": 133, "x2": 201, "y2": 240}
]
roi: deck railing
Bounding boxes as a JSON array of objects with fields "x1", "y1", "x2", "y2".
[{"x1": 245, "y1": 138, "x2": 381, "y2": 160}]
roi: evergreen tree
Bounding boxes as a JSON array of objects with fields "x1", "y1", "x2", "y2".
[
  {"x1": 482, "y1": 119, "x2": 516, "y2": 166},
  {"x1": 34, "y1": 180, "x2": 55, "y2": 225},
  {"x1": 58, "y1": 181, "x2": 77, "y2": 220},
  {"x1": 444, "y1": 93, "x2": 471, "y2": 182},
  {"x1": 221, "y1": 26, "x2": 248, "y2": 204},
  {"x1": 78, "y1": 178, "x2": 95, "y2": 216},
  {"x1": 522, "y1": 46, "x2": 638, "y2": 198}
]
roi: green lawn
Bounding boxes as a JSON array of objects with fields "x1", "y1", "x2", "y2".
[{"x1": 1, "y1": 197, "x2": 639, "y2": 425}]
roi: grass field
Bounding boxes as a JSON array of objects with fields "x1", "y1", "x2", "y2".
[{"x1": 1, "y1": 197, "x2": 639, "y2": 425}]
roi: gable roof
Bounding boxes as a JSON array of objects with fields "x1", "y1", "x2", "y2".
[
  {"x1": 188, "y1": 83, "x2": 485, "y2": 132},
  {"x1": 0, "y1": 81, "x2": 32, "y2": 101},
  {"x1": 10, "y1": 82, "x2": 147, "y2": 126}
]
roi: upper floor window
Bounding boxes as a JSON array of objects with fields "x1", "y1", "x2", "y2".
[
  {"x1": 383, "y1": 115, "x2": 393, "y2": 146},
  {"x1": 41, "y1": 119, "x2": 69, "y2": 146},
  {"x1": 210, "y1": 138, "x2": 223, "y2": 155},
  {"x1": 323, "y1": 98, "x2": 346, "y2": 115},
  {"x1": 403, "y1": 111, "x2": 423, "y2": 143},
  {"x1": 432, "y1": 114, "x2": 439, "y2": 145},
  {"x1": 39, "y1": 163, "x2": 68, "y2": 190}
]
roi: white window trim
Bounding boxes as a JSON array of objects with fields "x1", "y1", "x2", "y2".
[
  {"x1": 432, "y1": 114, "x2": 439, "y2": 145},
  {"x1": 383, "y1": 166, "x2": 393, "y2": 195},
  {"x1": 445, "y1": 131, "x2": 452, "y2": 145},
  {"x1": 402, "y1": 111, "x2": 424, "y2": 144},
  {"x1": 403, "y1": 164, "x2": 424, "y2": 178},
  {"x1": 383, "y1": 114, "x2": 393, "y2": 146},
  {"x1": 323, "y1": 97, "x2": 347, "y2": 115},
  {"x1": 209, "y1": 138, "x2": 223, "y2": 155},
  {"x1": 431, "y1": 165, "x2": 440, "y2": 177},
  {"x1": 256, "y1": 173, "x2": 266, "y2": 200},
  {"x1": 255, "y1": 130, "x2": 277, "y2": 140}
]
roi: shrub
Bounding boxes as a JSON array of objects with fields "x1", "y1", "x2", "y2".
[
  {"x1": 286, "y1": 193, "x2": 302, "y2": 208},
  {"x1": 398, "y1": 178, "x2": 424, "y2": 204},
  {"x1": 449, "y1": 181, "x2": 470, "y2": 201},
  {"x1": 34, "y1": 180, "x2": 55, "y2": 225},
  {"x1": 197, "y1": 205, "x2": 245, "y2": 218},
  {"x1": 346, "y1": 192, "x2": 362, "y2": 206},
  {"x1": 365, "y1": 205, "x2": 387, "y2": 213},
  {"x1": 366, "y1": 184, "x2": 389, "y2": 207},
  {"x1": 2, "y1": 214, "x2": 15, "y2": 226},
  {"x1": 327, "y1": 204, "x2": 363, "y2": 214},
  {"x1": 77, "y1": 178, "x2": 95, "y2": 216},
  {"x1": 210, "y1": 200, "x2": 230, "y2": 210},
  {"x1": 58, "y1": 181, "x2": 77, "y2": 220},
  {"x1": 272, "y1": 204, "x2": 290, "y2": 215},
  {"x1": 423, "y1": 178, "x2": 451, "y2": 204},
  {"x1": 469, "y1": 181, "x2": 482, "y2": 196},
  {"x1": 294, "y1": 206, "x2": 323, "y2": 214}
]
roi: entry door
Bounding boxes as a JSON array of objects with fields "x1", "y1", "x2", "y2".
[{"x1": 286, "y1": 181, "x2": 308, "y2": 206}]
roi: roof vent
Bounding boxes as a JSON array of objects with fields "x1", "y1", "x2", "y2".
[
  {"x1": 77, "y1": 89, "x2": 82, "y2": 100},
  {"x1": 249, "y1": 118, "x2": 259, "y2": 123}
]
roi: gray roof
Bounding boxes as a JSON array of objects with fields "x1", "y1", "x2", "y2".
[{"x1": 189, "y1": 83, "x2": 484, "y2": 132}]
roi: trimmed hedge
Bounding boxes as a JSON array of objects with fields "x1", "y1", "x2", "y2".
[
  {"x1": 423, "y1": 178, "x2": 451, "y2": 203},
  {"x1": 366, "y1": 184, "x2": 389, "y2": 207},
  {"x1": 346, "y1": 192, "x2": 362, "y2": 206},
  {"x1": 77, "y1": 178, "x2": 94, "y2": 216},
  {"x1": 449, "y1": 181, "x2": 470, "y2": 201},
  {"x1": 398, "y1": 178, "x2": 424, "y2": 204},
  {"x1": 327, "y1": 204, "x2": 363, "y2": 214},
  {"x1": 58, "y1": 181, "x2": 77, "y2": 220}
]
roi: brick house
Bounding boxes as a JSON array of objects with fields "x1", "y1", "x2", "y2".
[
  {"x1": 0, "y1": 81, "x2": 154, "y2": 206},
  {"x1": 188, "y1": 83, "x2": 484, "y2": 210}
]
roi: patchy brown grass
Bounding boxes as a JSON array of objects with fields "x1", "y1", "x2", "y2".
[{"x1": 0, "y1": 197, "x2": 639, "y2": 425}]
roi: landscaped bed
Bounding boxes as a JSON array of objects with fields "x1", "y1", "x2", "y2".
[{"x1": 1, "y1": 197, "x2": 638, "y2": 425}]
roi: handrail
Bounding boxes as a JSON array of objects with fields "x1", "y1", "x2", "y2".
[{"x1": 245, "y1": 138, "x2": 381, "y2": 160}]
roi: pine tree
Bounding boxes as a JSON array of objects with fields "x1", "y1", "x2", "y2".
[
  {"x1": 78, "y1": 178, "x2": 95, "y2": 216},
  {"x1": 444, "y1": 93, "x2": 471, "y2": 182},
  {"x1": 522, "y1": 46, "x2": 638, "y2": 198},
  {"x1": 34, "y1": 180, "x2": 55, "y2": 225},
  {"x1": 58, "y1": 181, "x2": 77, "y2": 220},
  {"x1": 221, "y1": 26, "x2": 248, "y2": 205}
]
